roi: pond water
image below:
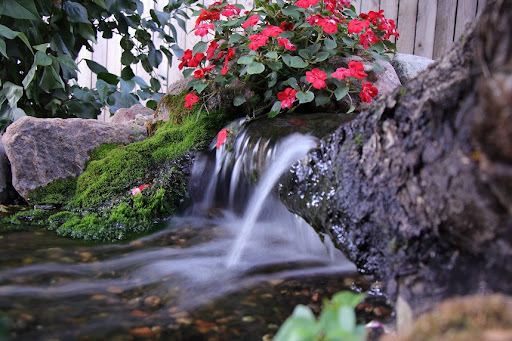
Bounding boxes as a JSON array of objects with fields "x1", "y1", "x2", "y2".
[{"x1": 0, "y1": 132, "x2": 388, "y2": 340}]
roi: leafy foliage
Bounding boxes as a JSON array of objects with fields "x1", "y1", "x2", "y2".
[
  {"x1": 0, "y1": 0, "x2": 198, "y2": 131},
  {"x1": 274, "y1": 291, "x2": 367, "y2": 341},
  {"x1": 181, "y1": 0, "x2": 398, "y2": 117}
]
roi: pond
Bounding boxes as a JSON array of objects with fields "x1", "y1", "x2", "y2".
[{"x1": 0, "y1": 133, "x2": 391, "y2": 340}]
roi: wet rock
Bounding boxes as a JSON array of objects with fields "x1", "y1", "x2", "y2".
[
  {"x1": 2, "y1": 116, "x2": 147, "y2": 202},
  {"x1": 0, "y1": 138, "x2": 22, "y2": 204},
  {"x1": 280, "y1": 1, "x2": 512, "y2": 317},
  {"x1": 391, "y1": 53, "x2": 435, "y2": 84}
]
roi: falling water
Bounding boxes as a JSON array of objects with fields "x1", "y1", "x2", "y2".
[{"x1": 226, "y1": 133, "x2": 319, "y2": 267}]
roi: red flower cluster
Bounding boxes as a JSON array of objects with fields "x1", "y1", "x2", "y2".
[
  {"x1": 307, "y1": 14, "x2": 340, "y2": 34},
  {"x1": 331, "y1": 61, "x2": 367, "y2": 80},
  {"x1": 296, "y1": 0, "x2": 319, "y2": 8},
  {"x1": 359, "y1": 10, "x2": 399, "y2": 40},
  {"x1": 248, "y1": 34, "x2": 269, "y2": 50},
  {"x1": 178, "y1": 50, "x2": 205, "y2": 70}
]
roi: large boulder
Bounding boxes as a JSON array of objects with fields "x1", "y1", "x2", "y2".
[{"x1": 2, "y1": 116, "x2": 147, "y2": 202}]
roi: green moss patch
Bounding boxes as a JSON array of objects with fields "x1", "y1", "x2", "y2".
[{"x1": 15, "y1": 97, "x2": 234, "y2": 241}]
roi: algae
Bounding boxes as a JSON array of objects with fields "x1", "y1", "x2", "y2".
[{"x1": 12, "y1": 95, "x2": 235, "y2": 241}]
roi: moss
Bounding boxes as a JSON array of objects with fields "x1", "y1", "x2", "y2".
[
  {"x1": 4, "y1": 209, "x2": 49, "y2": 225},
  {"x1": 16, "y1": 94, "x2": 234, "y2": 242},
  {"x1": 353, "y1": 133, "x2": 364, "y2": 147},
  {"x1": 28, "y1": 177, "x2": 77, "y2": 206}
]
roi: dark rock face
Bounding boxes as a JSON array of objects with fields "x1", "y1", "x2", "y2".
[
  {"x1": 280, "y1": 0, "x2": 511, "y2": 316},
  {"x1": 2, "y1": 116, "x2": 147, "y2": 201}
]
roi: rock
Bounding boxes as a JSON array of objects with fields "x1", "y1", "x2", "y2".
[
  {"x1": 0, "y1": 138, "x2": 22, "y2": 204},
  {"x1": 391, "y1": 53, "x2": 435, "y2": 84},
  {"x1": 2, "y1": 116, "x2": 148, "y2": 202},
  {"x1": 111, "y1": 104, "x2": 154, "y2": 124}
]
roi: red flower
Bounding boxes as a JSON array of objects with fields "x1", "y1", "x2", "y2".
[
  {"x1": 195, "y1": 9, "x2": 220, "y2": 25},
  {"x1": 306, "y1": 68, "x2": 327, "y2": 89},
  {"x1": 306, "y1": 15, "x2": 323, "y2": 26},
  {"x1": 242, "y1": 15, "x2": 260, "y2": 29},
  {"x1": 178, "y1": 49, "x2": 193, "y2": 70},
  {"x1": 248, "y1": 34, "x2": 268, "y2": 50},
  {"x1": 277, "y1": 88, "x2": 298, "y2": 109},
  {"x1": 331, "y1": 67, "x2": 351, "y2": 80},
  {"x1": 359, "y1": 82, "x2": 378, "y2": 103},
  {"x1": 184, "y1": 93, "x2": 199, "y2": 109},
  {"x1": 296, "y1": 0, "x2": 319, "y2": 8},
  {"x1": 278, "y1": 38, "x2": 296, "y2": 51},
  {"x1": 187, "y1": 52, "x2": 205, "y2": 68},
  {"x1": 221, "y1": 47, "x2": 235, "y2": 75},
  {"x1": 279, "y1": 20, "x2": 294, "y2": 31},
  {"x1": 262, "y1": 25, "x2": 284, "y2": 37},
  {"x1": 195, "y1": 23, "x2": 214, "y2": 37},
  {"x1": 206, "y1": 41, "x2": 219, "y2": 60},
  {"x1": 378, "y1": 19, "x2": 399, "y2": 40},
  {"x1": 221, "y1": 5, "x2": 241, "y2": 17},
  {"x1": 194, "y1": 65, "x2": 215, "y2": 79},
  {"x1": 347, "y1": 19, "x2": 369, "y2": 34},
  {"x1": 348, "y1": 61, "x2": 367, "y2": 79},
  {"x1": 131, "y1": 184, "x2": 151, "y2": 196},
  {"x1": 360, "y1": 10, "x2": 385, "y2": 25},
  {"x1": 216, "y1": 128, "x2": 230, "y2": 149},
  {"x1": 359, "y1": 27, "x2": 379, "y2": 49},
  {"x1": 317, "y1": 17, "x2": 338, "y2": 34}
]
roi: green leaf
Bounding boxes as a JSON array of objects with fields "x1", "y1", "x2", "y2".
[
  {"x1": 347, "y1": 105, "x2": 355, "y2": 114},
  {"x1": 324, "y1": 38, "x2": 337, "y2": 50},
  {"x1": 368, "y1": 50, "x2": 391, "y2": 62},
  {"x1": 233, "y1": 93, "x2": 246, "y2": 106},
  {"x1": 277, "y1": 0, "x2": 285, "y2": 8},
  {"x1": 296, "y1": 91, "x2": 314, "y2": 104},
  {"x1": 0, "y1": 24, "x2": 19, "y2": 39},
  {"x1": 265, "y1": 51, "x2": 278, "y2": 59},
  {"x1": 97, "y1": 72, "x2": 119, "y2": 85},
  {"x1": 93, "y1": 0, "x2": 107, "y2": 9},
  {"x1": 334, "y1": 85, "x2": 349, "y2": 101},
  {"x1": 182, "y1": 68, "x2": 194, "y2": 79},
  {"x1": 192, "y1": 41, "x2": 208, "y2": 55},
  {"x1": 298, "y1": 49, "x2": 312, "y2": 60},
  {"x1": 120, "y1": 66, "x2": 135, "y2": 80},
  {"x1": 39, "y1": 66, "x2": 65, "y2": 93},
  {"x1": 193, "y1": 82, "x2": 208, "y2": 94},
  {"x1": 342, "y1": 37, "x2": 357, "y2": 47},
  {"x1": 0, "y1": 0, "x2": 41, "y2": 21},
  {"x1": 121, "y1": 50, "x2": 136, "y2": 65},
  {"x1": 57, "y1": 54, "x2": 79, "y2": 70},
  {"x1": 237, "y1": 55, "x2": 255, "y2": 65},
  {"x1": 50, "y1": 32, "x2": 72, "y2": 56},
  {"x1": 338, "y1": 306, "x2": 356, "y2": 333},
  {"x1": 0, "y1": 38, "x2": 6, "y2": 58},
  {"x1": 78, "y1": 23, "x2": 97, "y2": 43},
  {"x1": 96, "y1": 79, "x2": 110, "y2": 103},
  {"x1": 150, "y1": 9, "x2": 170, "y2": 26},
  {"x1": 3, "y1": 82, "x2": 23, "y2": 108},
  {"x1": 150, "y1": 77, "x2": 160, "y2": 92},
  {"x1": 267, "y1": 61, "x2": 283, "y2": 71},
  {"x1": 22, "y1": 66, "x2": 37, "y2": 89},
  {"x1": 315, "y1": 52, "x2": 330, "y2": 62},
  {"x1": 228, "y1": 33, "x2": 244, "y2": 44},
  {"x1": 372, "y1": 62, "x2": 384, "y2": 72},
  {"x1": 282, "y1": 77, "x2": 298, "y2": 89},
  {"x1": 64, "y1": 1, "x2": 90, "y2": 23},
  {"x1": 15, "y1": 32, "x2": 33, "y2": 54},
  {"x1": 247, "y1": 62, "x2": 265, "y2": 75},
  {"x1": 315, "y1": 95, "x2": 330, "y2": 106},
  {"x1": 281, "y1": 5, "x2": 301, "y2": 21},
  {"x1": 289, "y1": 56, "x2": 308, "y2": 68},
  {"x1": 86, "y1": 59, "x2": 108, "y2": 74},
  {"x1": 120, "y1": 79, "x2": 136, "y2": 95},
  {"x1": 268, "y1": 101, "x2": 282, "y2": 118}
]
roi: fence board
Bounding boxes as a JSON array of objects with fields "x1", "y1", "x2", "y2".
[
  {"x1": 454, "y1": 0, "x2": 478, "y2": 42},
  {"x1": 360, "y1": 0, "x2": 380, "y2": 14},
  {"x1": 396, "y1": 0, "x2": 418, "y2": 54},
  {"x1": 433, "y1": 0, "x2": 457, "y2": 59},
  {"x1": 414, "y1": 0, "x2": 437, "y2": 58}
]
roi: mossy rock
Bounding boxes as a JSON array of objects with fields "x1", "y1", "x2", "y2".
[{"x1": 14, "y1": 96, "x2": 235, "y2": 241}]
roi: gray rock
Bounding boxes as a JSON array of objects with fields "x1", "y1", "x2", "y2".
[
  {"x1": 2, "y1": 116, "x2": 148, "y2": 202},
  {"x1": 391, "y1": 53, "x2": 435, "y2": 84},
  {"x1": 111, "y1": 104, "x2": 155, "y2": 124}
]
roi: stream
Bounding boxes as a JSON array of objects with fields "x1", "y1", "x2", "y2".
[{"x1": 0, "y1": 129, "x2": 388, "y2": 340}]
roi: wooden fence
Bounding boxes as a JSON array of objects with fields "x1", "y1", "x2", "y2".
[{"x1": 77, "y1": 0, "x2": 485, "y2": 93}]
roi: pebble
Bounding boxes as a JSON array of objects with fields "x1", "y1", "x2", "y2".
[
  {"x1": 144, "y1": 295, "x2": 162, "y2": 308},
  {"x1": 242, "y1": 316, "x2": 255, "y2": 323},
  {"x1": 129, "y1": 326, "x2": 154, "y2": 338}
]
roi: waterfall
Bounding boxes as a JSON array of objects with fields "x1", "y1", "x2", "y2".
[{"x1": 189, "y1": 121, "x2": 337, "y2": 268}]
